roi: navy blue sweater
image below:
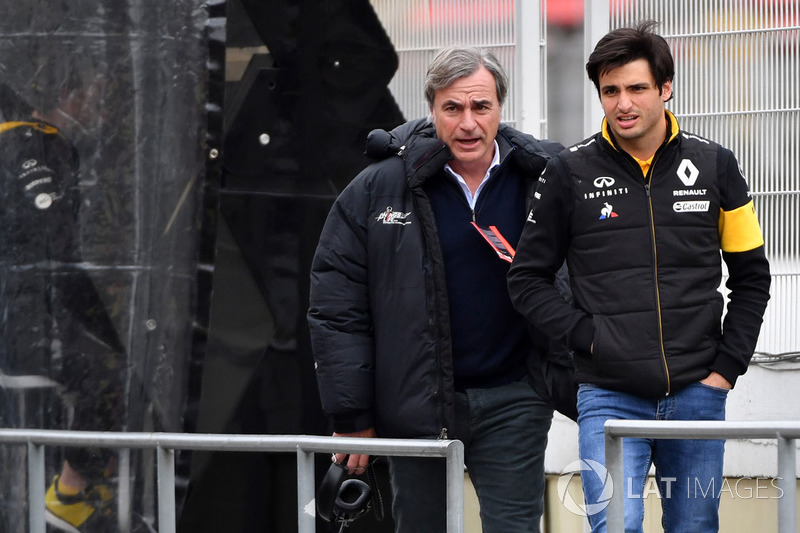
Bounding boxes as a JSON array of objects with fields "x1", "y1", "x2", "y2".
[{"x1": 425, "y1": 157, "x2": 530, "y2": 390}]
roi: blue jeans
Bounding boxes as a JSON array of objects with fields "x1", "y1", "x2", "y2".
[
  {"x1": 577, "y1": 382, "x2": 728, "y2": 533},
  {"x1": 387, "y1": 378, "x2": 553, "y2": 532}
]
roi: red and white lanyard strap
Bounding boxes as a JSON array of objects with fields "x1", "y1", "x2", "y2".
[{"x1": 470, "y1": 222, "x2": 516, "y2": 263}]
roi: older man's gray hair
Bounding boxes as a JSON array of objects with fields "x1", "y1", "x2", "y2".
[{"x1": 424, "y1": 45, "x2": 509, "y2": 108}]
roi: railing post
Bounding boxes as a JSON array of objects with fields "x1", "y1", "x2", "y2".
[
  {"x1": 156, "y1": 445, "x2": 176, "y2": 533},
  {"x1": 445, "y1": 439, "x2": 465, "y2": 533},
  {"x1": 118, "y1": 448, "x2": 132, "y2": 532},
  {"x1": 605, "y1": 426, "x2": 624, "y2": 533},
  {"x1": 776, "y1": 436, "x2": 797, "y2": 533},
  {"x1": 296, "y1": 446, "x2": 315, "y2": 533},
  {"x1": 27, "y1": 441, "x2": 46, "y2": 533}
]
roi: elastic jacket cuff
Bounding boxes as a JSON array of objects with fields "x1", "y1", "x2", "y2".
[
  {"x1": 332, "y1": 411, "x2": 374, "y2": 434},
  {"x1": 710, "y1": 356, "x2": 743, "y2": 389}
]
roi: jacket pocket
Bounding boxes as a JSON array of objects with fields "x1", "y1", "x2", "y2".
[{"x1": 591, "y1": 312, "x2": 662, "y2": 377}]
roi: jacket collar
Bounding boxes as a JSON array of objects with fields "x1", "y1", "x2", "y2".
[
  {"x1": 400, "y1": 121, "x2": 549, "y2": 188},
  {"x1": 366, "y1": 118, "x2": 555, "y2": 188}
]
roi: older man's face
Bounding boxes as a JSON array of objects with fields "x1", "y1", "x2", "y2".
[{"x1": 430, "y1": 66, "x2": 501, "y2": 177}]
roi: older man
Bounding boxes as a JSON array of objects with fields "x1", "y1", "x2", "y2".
[{"x1": 308, "y1": 45, "x2": 565, "y2": 531}]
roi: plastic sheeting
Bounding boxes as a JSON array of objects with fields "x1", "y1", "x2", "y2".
[
  {"x1": 177, "y1": 1, "x2": 404, "y2": 530},
  {"x1": 0, "y1": 1, "x2": 214, "y2": 530}
]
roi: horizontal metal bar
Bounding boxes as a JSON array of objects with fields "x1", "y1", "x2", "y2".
[
  {"x1": 676, "y1": 107, "x2": 800, "y2": 119},
  {"x1": 666, "y1": 26, "x2": 800, "y2": 39},
  {"x1": 4, "y1": 429, "x2": 465, "y2": 533},
  {"x1": 0, "y1": 429, "x2": 457, "y2": 456},
  {"x1": 605, "y1": 420, "x2": 800, "y2": 440},
  {"x1": 393, "y1": 43, "x2": 516, "y2": 53},
  {"x1": 750, "y1": 190, "x2": 800, "y2": 197}
]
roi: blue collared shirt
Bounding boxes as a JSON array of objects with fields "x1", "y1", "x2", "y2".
[{"x1": 443, "y1": 140, "x2": 501, "y2": 210}]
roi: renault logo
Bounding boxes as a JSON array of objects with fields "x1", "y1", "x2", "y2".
[
  {"x1": 677, "y1": 159, "x2": 699, "y2": 186},
  {"x1": 594, "y1": 176, "x2": 616, "y2": 188}
]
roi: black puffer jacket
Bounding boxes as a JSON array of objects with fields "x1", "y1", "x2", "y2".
[
  {"x1": 308, "y1": 118, "x2": 569, "y2": 439},
  {"x1": 508, "y1": 112, "x2": 771, "y2": 398}
]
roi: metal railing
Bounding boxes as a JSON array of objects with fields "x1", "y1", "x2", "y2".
[
  {"x1": 0, "y1": 429, "x2": 465, "y2": 533},
  {"x1": 605, "y1": 420, "x2": 800, "y2": 533}
]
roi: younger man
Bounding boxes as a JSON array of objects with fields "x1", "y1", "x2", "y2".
[{"x1": 508, "y1": 21, "x2": 770, "y2": 532}]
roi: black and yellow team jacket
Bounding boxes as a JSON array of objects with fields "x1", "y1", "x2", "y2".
[
  {"x1": 0, "y1": 84, "x2": 124, "y2": 441},
  {"x1": 508, "y1": 111, "x2": 771, "y2": 398}
]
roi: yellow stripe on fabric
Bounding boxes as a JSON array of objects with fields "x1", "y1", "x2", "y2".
[
  {"x1": 0, "y1": 121, "x2": 59, "y2": 135},
  {"x1": 718, "y1": 200, "x2": 765, "y2": 252}
]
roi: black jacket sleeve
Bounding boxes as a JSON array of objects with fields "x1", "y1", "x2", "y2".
[
  {"x1": 307, "y1": 175, "x2": 376, "y2": 433},
  {"x1": 714, "y1": 248, "x2": 770, "y2": 385},
  {"x1": 507, "y1": 157, "x2": 594, "y2": 353},
  {"x1": 711, "y1": 150, "x2": 771, "y2": 386}
]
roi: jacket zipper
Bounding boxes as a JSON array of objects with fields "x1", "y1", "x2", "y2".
[
  {"x1": 411, "y1": 183, "x2": 450, "y2": 436},
  {"x1": 643, "y1": 158, "x2": 671, "y2": 396}
]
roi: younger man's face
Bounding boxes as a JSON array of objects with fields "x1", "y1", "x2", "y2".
[{"x1": 599, "y1": 58, "x2": 672, "y2": 157}]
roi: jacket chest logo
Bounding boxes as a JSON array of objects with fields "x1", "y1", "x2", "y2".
[
  {"x1": 672, "y1": 159, "x2": 709, "y2": 212},
  {"x1": 375, "y1": 206, "x2": 412, "y2": 225},
  {"x1": 676, "y1": 159, "x2": 699, "y2": 187},
  {"x1": 599, "y1": 202, "x2": 619, "y2": 219},
  {"x1": 583, "y1": 175, "x2": 629, "y2": 200}
]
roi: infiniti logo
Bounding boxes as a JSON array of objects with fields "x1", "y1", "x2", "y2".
[{"x1": 594, "y1": 176, "x2": 615, "y2": 188}]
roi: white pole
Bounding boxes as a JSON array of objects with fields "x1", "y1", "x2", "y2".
[{"x1": 583, "y1": 0, "x2": 610, "y2": 137}]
